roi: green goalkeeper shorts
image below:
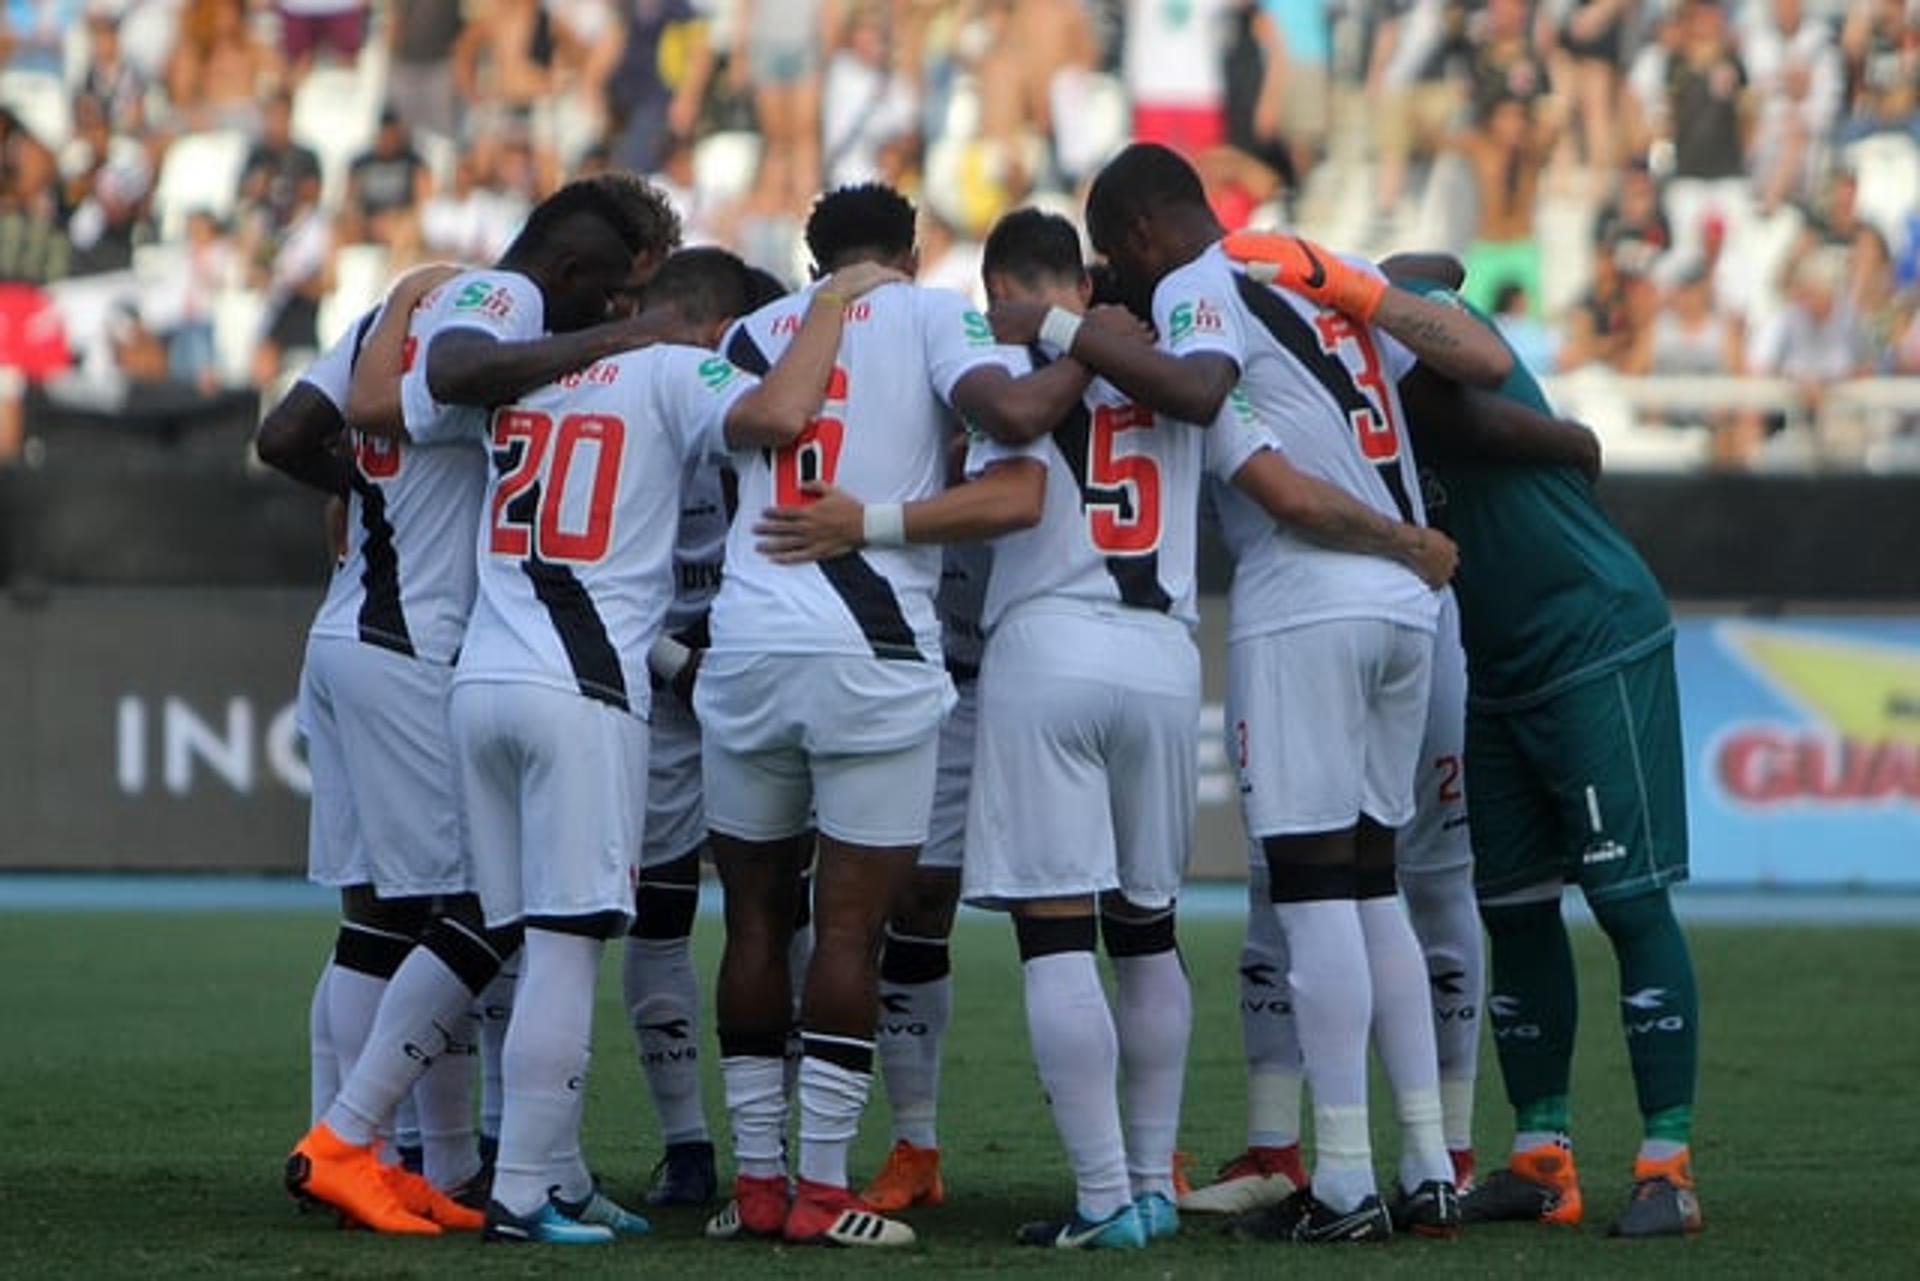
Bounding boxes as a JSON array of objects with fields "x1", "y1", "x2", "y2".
[{"x1": 1466, "y1": 641, "x2": 1689, "y2": 904}]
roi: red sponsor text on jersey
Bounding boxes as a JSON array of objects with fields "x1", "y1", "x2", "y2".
[{"x1": 772, "y1": 299, "x2": 872, "y2": 335}]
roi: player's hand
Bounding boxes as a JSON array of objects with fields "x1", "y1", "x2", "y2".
[
  {"x1": 385, "y1": 261, "x2": 462, "y2": 315},
  {"x1": 1403, "y1": 525, "x2": 1459, "y2": 589},
  {"x1": 1084, "y1": 302, "x2": 1153, "y2": 345},
  {"x1": 753, "y1": 482, "x2": 867, "y2": 563},
  {"x1": 822, "y1": 261, "x2": 909, "y2": 301},
  {"x1": 987, "y1": 300, "x2": 1047, "y2": 345},
  {"x1": 1221, "y1": 231, "x2": 1386, "y2": 323}
]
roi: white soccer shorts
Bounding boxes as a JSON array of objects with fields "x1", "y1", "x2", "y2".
[
  {"x1": 1226, "y1": 617, "x2": 1434, "y2": 838},
  {"x1": 918, "y1": 679, "x2": 979, "y2": 872},
  {"x1": 642, "y1": 693, "x2": 706, "y2": 868},
  {"x1": 1398, "y1": 588, "x2": 1473, "y2": 874},
  {"x1": 962, "y1": 603, "x2": 1199, "y2": 910},
  {"x1": 449, "y1": 680, "x2": 648, "y2": 928},
  {"x1": 299, "y1": 635, "x2": 468, "y2": 897},
  {"x1": 694, "y1": 652, "x2": 954, "y2": 846}
]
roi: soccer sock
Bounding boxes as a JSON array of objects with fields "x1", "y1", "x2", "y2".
[
  {"x1": 1399, "y1": 862, "x2": 1483, "y2": 1155},
  {"x1": 308, "y1": 963, "x2": 337, "y2": 1124},
  {"x1": 1241, "y1": 863, "x2": 1304, "y2": 1149},
  {"x1": 412, "y1": 1002, "x2": 481, "y2": 1190},
  {"x1": 875, "y1": 931, "x2": 952, "y2": 1149},
  {"x1": 796, "y1": 1036, "x2": 876, "y2": 1189},
  {"x1": 327, "y1": 922, "x2": 412, "y2": 1083},
  {"x1": 1357, "y1": 891, "x2": 1452, "y2": 1191},
  {"x1": 493, "y1": 928, "x2": 602, "y2": 1218},
  {"x1": 1589, "y1": 888, "x2": 1699, "y2": 1155},
  {"x1": 392, "y1": 1096, "x2": 421, "y2": 1167},
  {"x1": 719, "y1": 1049, "x2": 788, "y2": 1179},
  {"x1": 1271, "y1": 896, "x2": 1375, "y2": 1211},
  {"x1": 622, "y1": 935, "x2": 709, "y2": 1145},
  {"x1": 326, "y1": 918, "x2": 509, "y2": 1147},
  {"x1": 1481, "y1": 894, "x2": 1579, "y2": 1151},
  {"x1": 1104, "y1": 912, "x2": 1191, "y2": 1200},
  {"x1": 1017, "y1": 919, "x2": 1132, "y2": 1222},
  {"x1": 477, "y1": 956, "x2": 517, "y2": 1152}
]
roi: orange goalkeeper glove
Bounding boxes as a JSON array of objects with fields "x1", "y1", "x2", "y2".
[{"x1": 1221, "y1": 231, "x2": 1386, "y2": 324}]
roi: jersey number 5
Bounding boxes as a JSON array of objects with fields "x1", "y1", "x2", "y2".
[
  {"x1": 1085, "y1": 402, "x2": 1162, "y2": 554},
  {"x1": 489, "y1": 408, "x2": 625, "y2": 562},
  {"x1": 773, "y1": 365, "x2": 848, "y2": 506}
]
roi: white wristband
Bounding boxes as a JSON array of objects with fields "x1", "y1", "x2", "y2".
[
  {"x1": 863, "y1": 502, "x2": 907, "y2": 547},
  {"x1": 647, "y1": 635, "x2": 692, "y2": 683},
  {"x1": 1038, "y1": 305, "x2": 1083, "y2": 355}
]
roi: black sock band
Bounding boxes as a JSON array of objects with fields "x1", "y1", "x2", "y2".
[
  {"x1": 421, "y1": 916, "x2": 508, "y2": 995},
  {"x1": 1101, "y1": 910, "x2": 1177, "y2": 957},
  {"x1": 333, "y1": 922, "x2": 413, "y2": 978},
  {"x1": 718, "y1": 1030, "x2": 788, "y2": 1059},
  {"x1": 800, "y1": 1031, "x2": 875, "y2": 1074},
  {"x1": 1263, "y1": 846, "x2": 1359, "y2": 903},
  {"x1": 1357, "y1": 864, "x2": 1399, "y2": 899},
  {"x1": 630, "y1": 882, "x2": 699, "y2": 940},
  {"x1": 880, "y1": 932, "x2": 951, "y2": 983},
  {"x1": 1014, "y1": 914, "x2": 1098, "y2": 961}
]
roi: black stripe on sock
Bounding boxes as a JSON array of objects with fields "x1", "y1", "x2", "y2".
[
  {"x1": 880, "y1": 934, "x2": 951, "y2": 984},
  {"x1": 421, "y1": 916, "x2": 508, "y2": 995},
  {"x1": 1358, "y1": 864, "x2": 1400, "y2": 899},
  {"x1": 801, "y1": 1033, "x2": 875, "y2": 1074},
  {"x1": 1013, "y1": 913, "x2": 1098, "y2": 962},
  {"x1": 522, "y1": 547, "x2": 629, "y2": 711},
  {"x1": 1232, "y1": 274, "x2": 1416, "y2": 522},
  {"x1": 1101, "y1": 911, "x2": 1178, "y2": 958},
  {"x1": 718, "y1": 1031, "x2": 788, "y2": 1059},
  {"x1": 333, "y1": 922, "x2": 413, "y2": 978},
  {"x1": 817, "y1": 553, "x2": 924, "y2": 661}
]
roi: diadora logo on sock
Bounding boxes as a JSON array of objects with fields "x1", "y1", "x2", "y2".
[
  {"x1": 1433, "y1": 973, "x2": 1478, "y2": 1022},
  {"x1": 879, "y1": 993, "x2": 913, "y2": 1014},
  {"x1": 1240, "y1": 962, "x2": 1278, "y2": 988},
  {"x1": 641, "y1": 1017, "x2": 692, "y2": 1041},
  {"x1": 1488, "y1": 994, "x2": 1540, "y2": 1040},
  {"x1": 1430, "y1": 968, "x2": 1466, "y2": 997},
  {"x1": 1622, "y1": 988, "x2": 1686, "y2": 1035},
  {"x1": 1622, "y1": 987, "x2": 1668, "y2": 1011}
]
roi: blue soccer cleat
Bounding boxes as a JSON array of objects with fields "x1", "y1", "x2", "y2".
[{"x1": 1015, "y1": 1201, "x2": 1148, "y2": 1250}]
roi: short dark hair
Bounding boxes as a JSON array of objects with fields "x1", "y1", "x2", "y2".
[
  {"x1": 643, "y1": 247, "x2": 756, "y2": 326},
  {"x1": 1085, "y1": 143, "x2": 1208, "y2": 257},
  {"x1": 743, "y1": 266, "x2": 790, "y2": 309},
  {"x1": 982, "y1": 208, "x2": 1085, "y2": 288},
  {"x1": 805, "y1": 183, "x2": 916, "y2": 271},
  {"x1": 509, "y1": 173, "x2": 681, "y2": 262},
  {"x1": 1088, "y1": 261, "x2": 1152, "y2": 321}
]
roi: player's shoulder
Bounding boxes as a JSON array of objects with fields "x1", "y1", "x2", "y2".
[{"x1": 428, "y1": 268, "x2": 541, "y2": 325}]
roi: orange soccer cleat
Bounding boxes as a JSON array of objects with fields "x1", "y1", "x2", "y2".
[
  {"x1": 285, "y1": 1122, "x2": 440, "y2": 1234},
  {"x1": 860, "y1": 1139, "x2": 945, "y2": 1212},
  {"x1": 381, "y1": 1162, "x2": 485, "y2": 1230}
]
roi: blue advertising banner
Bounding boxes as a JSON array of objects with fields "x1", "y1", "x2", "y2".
[{"x1": 1677, "y1": 616, "x2": 1920, "y2": 887}]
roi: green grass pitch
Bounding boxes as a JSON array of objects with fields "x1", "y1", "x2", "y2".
[{"x1": 4, "y1": 909, "x2": 1917, "y2": 1277}]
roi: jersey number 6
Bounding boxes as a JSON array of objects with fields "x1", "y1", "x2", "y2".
[
  {"x1": 489, "y1": 408, "x2": 625, "y2": 562},
  {"x1": 773, "y1": 365, "x2": 849, "y2": 506}
]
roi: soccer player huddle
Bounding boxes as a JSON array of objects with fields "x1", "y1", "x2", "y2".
[{"x1": 260, "y1": 142, "x2": 1704, "y2": 1252}]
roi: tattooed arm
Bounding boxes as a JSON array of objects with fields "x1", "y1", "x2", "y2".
[{"x1": 1366, "y1": 286, "x2": 1513, "y2": 389}]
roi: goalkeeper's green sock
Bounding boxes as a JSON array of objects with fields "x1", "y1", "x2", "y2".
[
  {"x1": 1480, "y1": 895, "x2": 1579, "y2": 1151},
  {"x1": 1590, "y1": 888, "x2": 1698, "y2": 1158}
]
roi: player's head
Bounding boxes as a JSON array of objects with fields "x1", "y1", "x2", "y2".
[
  {"x1": 637, "y1": 246, "x2": 758, "y2": 348},
  {"x1": 744, "y1": 266, "x2": 791, "y2": 310},
  {"x1": 502, "y1": 173, "x2": 682, "y2": 332},
  {"x1": 1380, "y1": 252, "x2": 1467, "y2": 291},
  {"x1": 982, "y1": 208, "x2": 1089, "y2": 312},
  {"x1": 1085, "y1": 143, "x2": 1221, "y2": 292},
  {"x1": 1088, "y1": 261, "x2": 1154, "y2": 324},
  {"x1": 804, "y1": 183, "x2": 918, "y2": 278}
]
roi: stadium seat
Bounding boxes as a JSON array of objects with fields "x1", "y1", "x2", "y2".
[
  {"x1": 0, "y1": 70, "x2": 72, "y2": 149},
  {"x1": 319, "y1": 244, "x2": 392, "y2": 348},
  {"x1": 692, "y1": 131, "x2": 763, "y2": 208},
  {"x1": 1048, "y1": 69, "x2": 1128, "y2": 180},
  {"x1": 1843, "y1": 134, "x2": 1920, "y2": 250},
  {"x1": 414, "y1": 128, "x2": 459, "y2": 192},
  {"x1": 152, "y1": 130, "x2": 251, "y2": 241},
  {"x1": 212, "y1": 287, "x2": 268, "y2": 389},
  {"x1": 292, "y1": 65, "x2": 382, "y2": 211}
]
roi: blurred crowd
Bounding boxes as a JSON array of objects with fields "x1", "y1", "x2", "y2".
[{"x1": 0, "y1": 0, "x2": 1917, "y2": 466}]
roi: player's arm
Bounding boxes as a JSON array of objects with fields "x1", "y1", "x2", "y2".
[
  {"x1": 423, "y1": 299, "x2": 678, "y2": 412},
  {"x1": 255, "y1": 382, "x2": 352, "y2": 495},
  {"x1": 752, "y1": 460, "x2": 1046, "y2": 564},
  {"x1": 1227, "y1": 447, "x2": 1457, "y2": 587},
  {"x1": 1401, "y1": 364, "x2": 1603, "y2": 479},
  {"x1": 987, "y1": 300, "x2": 1238, "y2": 426},
  {"x1": 722, "y1": 262, "x2": 909, "y2": 449},
  {"x1": 946, "y1": 358, "x2": 1096, "y2": 446},
  {"x1": 1221, "y1": 232, "x2": 1511, "y2": 388},
  {"x1": 344, "y1": 263, "x2": 462, "y2": 439}
]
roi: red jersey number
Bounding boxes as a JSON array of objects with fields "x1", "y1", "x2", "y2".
[
  {"x1": 488, "y1": 409, "x2": 625, "y2": 563},
  {"x1": 1086, "y1": 402, "x2": 1162, "y2": 554},
  {"x1": 1313, "y1": 312, "x2": 1401, "y2": 463},
  {"x1": 774, "y1": 365, "x2": 848, "y2": 506}
]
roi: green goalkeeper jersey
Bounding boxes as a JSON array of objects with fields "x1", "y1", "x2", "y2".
[{"x1": 1398, "y1": 280, "x2": 1671, "y2": 708}]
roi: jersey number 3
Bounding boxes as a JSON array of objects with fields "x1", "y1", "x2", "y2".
[
  {"x1": 1086, "y1": 402, "x2": 1162, "y2": 554},
  {"x1": 489, "y1": 408, "x2": 625, "y2": 562},
  {"x1": 773, "y1": 365, "x2": 848, "y2": 506}
]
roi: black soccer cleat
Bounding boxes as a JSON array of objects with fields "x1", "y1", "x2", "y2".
[
  {"x1": 1229, "y1": 1188, "x2": 1393, "y2": 1244},
  {"x1": 1610, "y1": 1175, "x2": 1703, "y2": 1238},
  {"x1": 1461, "y1": 1167, "x2": 1563, "y2": 1223},
  {"x1": 1390, "y1": 1178, "x2": 1463, "y2": 1238},
  {"x1": 645, "y1": 1140, "x2": 719, "y2": 1207}
]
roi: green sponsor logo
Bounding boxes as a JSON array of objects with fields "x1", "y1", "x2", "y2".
[
  {"x1": 453, "y1": 281, "x2": 491, "y2": 310},
  {"x1": 962, "y1": 310, "x2": 992, "y2": 346},
  {"x1": 698, "y1": 356, "x2": 741, "y2": 390},
  {"x1": 1168, "y1": 302, "x2": 1195, "y2": 343},
  {"x1": 1227, "y1": 386, "x2": 1255, "y2": 423}
]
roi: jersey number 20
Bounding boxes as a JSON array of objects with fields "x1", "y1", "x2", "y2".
[
  {"x1": 489, "y1": 408, "x2": 625, "y2": 562},
  {"x1": 1086, "y1": 402, "x2": 1161, "y2": 554},
  {"x1": 773, "y1": 365, "x2": 849, "y2": 506}
]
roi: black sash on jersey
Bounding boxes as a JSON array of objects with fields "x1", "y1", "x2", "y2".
[
  {"x1": 1032, "y1": 345, "x2": 1174, "y2": 614},
  {"x1": 1230, "y1": 275, "x2": 1417, "y2": 523},
  {"x1": 509, "y1": 472, "x2": 631, "y2": 711},
  {"x1": 343, "y1": 309, "x2": 415, "y2": 656}
]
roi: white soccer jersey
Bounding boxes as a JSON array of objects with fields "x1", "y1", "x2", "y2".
[
  {"x1": 966, "y1": 362, "x2": 1266, "y2": 632},
  {"x1": 454, "y1": 345, "x2": 754, "y2": 720},
  {"x1": 1156, "y1": 243, "x2": 1439, "y2": 639},
  {"x1": 708, "y1": 282, "x2": 1014, "y2": 663},
  {"x1": 403, "y1": 269, "x2": 547, "y2": 447},
  {"x1": 938, "y1": 541, "x2": 992, "y2": 676},
  {"x1": 302, "y1": 305, "x2": 490, "y2": 664},
  {"x1": 663, "y1": 457, "x2": 732, "y2": 639}
]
